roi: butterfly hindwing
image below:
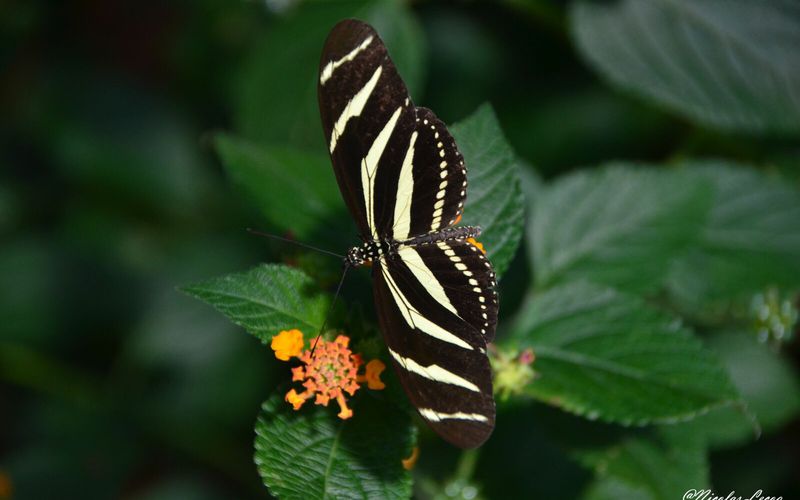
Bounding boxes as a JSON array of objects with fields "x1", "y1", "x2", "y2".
[
  {"x1": 406, "y1": 239, "x2": 499, "y2": 342},
  {"x1": 394, "y1": 107, "x2": 468, "y2": 240},
  {"x1": 373, "y1": 242, "x2": 496, "y2": 448}
]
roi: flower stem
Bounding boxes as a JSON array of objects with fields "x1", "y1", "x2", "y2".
[{"x1": 454, "y1": 448, "x2": 480, "y2": 483}]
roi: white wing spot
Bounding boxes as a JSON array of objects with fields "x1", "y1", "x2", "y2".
[
  {"x1": 320, "y1": 36, "x2": 374, "y2": 85},
  {"x1": 361, "y1": 105, "x2": 403, "y2": 236},
  {"x1": 389, "y1": 350, "x2": 479, "y2": 392},
  {"x1": 418, "y1": 408, "x2": 488, "y2": 423},
  {"x1": 330, "y1": 65, "x2": 382, "y2": 153}
]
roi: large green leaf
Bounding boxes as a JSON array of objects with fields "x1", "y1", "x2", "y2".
[
  {"x1": 234, "y1": 0, "x2": 426, "y2": 152},
  {"x1": 571, "y1": 0, "x2": 800, "y2": 134},
  {"x1": 580, "y1": 427, "x2": 708, "y2": 500},
  {"x1": 180, "y1": 264, "x2": 329, "y2": 343},
  {"x1": 214, "y1": 133, "x2": 348, "y2": 242},
  {"x1": 450, "y1": 104, "x2": 525, "y2": 279},
  {"x1": 530, "y1": 165, "x2": 710, "y2": 293},
  {"x1": 667, "y1": 162, "x2": 800, "y2": 308},
  {"x1": 681, "y1": 330, "x2": 800, "y2": 449},
  {"x1": 510, "y1": 282, "x2": 739, "y2": 424},
  {"x1": 255, "y1": 393, "x2": 414, "y2": 499}
]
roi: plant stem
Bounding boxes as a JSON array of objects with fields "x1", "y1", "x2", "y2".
[{"x1": 454, "y1": 448, "x2": 480, "y2": 482}]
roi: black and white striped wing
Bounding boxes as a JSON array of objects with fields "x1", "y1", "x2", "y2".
[
  {"x1": 318, "y1": 19, "x2": 467, "y2": 241},
  {"x1": 373, "y1": 240, "x2": 498, "y2": 448},
  {"x1": 318, "y1": 19, "x2": 497, "y2": 449}
]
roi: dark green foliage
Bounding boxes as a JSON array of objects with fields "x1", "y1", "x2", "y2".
[
  {"x1": 451, "y1": 104, "x2": 525, "y2": 279},
  {"x1": 3, "y1": 0, "x2": 800, "y2": 499},
  {"x1": 181, "y1": 264, "x2": 330, "y2": 342},
  {"x1": 530, "y1": 166, "x2": 711, "y2": 293},
  {"x1": 255, "y1": 394, "x2": 414, "y2": 499},
  {"x1": 571, "y1": 0, "x2": 800, "y2": 134},
  {"x1": 511, "y1": 282, "x2": 738, "y2": 424}
]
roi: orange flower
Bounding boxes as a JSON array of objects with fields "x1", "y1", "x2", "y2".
[
  {"x1": 285, "y1": 389, "x2": 306, "y2": 410},
  {"x1": 358, "y1": 359, "x2": 386, "y2": 390},
  {"x1": 271, "y1": 329, "x2": 304, "y2": 361},
  {"x1": 402, "y1": 446, "x2": 420, "y2": 470},
  {"x1": 466, "y1": 237, "x2": 486, "y2": 255},
  {"x1": 278, "y1": 333, "x2": 386, "y2": 419},
  {"x1": 0, "y1": 470, "x2": 11, "y2": 499}
]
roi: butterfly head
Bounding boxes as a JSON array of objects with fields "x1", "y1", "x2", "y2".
[
  {"x1": 345, "y1": 240, "x2": 394, "y2": 268},
  {"x1": 345, "y1": 245, "x2": 368, "y2": 268}
]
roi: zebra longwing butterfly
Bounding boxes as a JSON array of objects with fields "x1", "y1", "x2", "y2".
[{"x1": 318, "y1": 19, "x2": 498, "y2": 448}]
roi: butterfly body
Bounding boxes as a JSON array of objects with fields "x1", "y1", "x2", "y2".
[
  {"x1": 345, "y1": 225, "x2": 483, "y2": 267},
  {"x1": 319, "y1": 19, "x2": 498, "y2": 448}
]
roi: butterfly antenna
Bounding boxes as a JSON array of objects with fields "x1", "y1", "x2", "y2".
[
  {"x1": 310, "y1": 263, "x2": 350, "y2": 356},
  {"x1": 246, "y1": 228, "x2": 344, "y2": 259}
]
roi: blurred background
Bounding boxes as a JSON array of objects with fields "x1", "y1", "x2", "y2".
[{"x1": 1, "y1": 0, "x2": 798, "y2": 498}]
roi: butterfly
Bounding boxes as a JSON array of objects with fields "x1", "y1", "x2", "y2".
[{"x1": 318, "y1": 19, "x2": 498, "y2": 448}]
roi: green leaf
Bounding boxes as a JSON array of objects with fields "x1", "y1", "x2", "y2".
[
  {"x1": 530, "y1": 165, "x2": 710, "y2": 293},
  {"x1": 365, "y1": 0, "x2": 427, "y2": 101},
  {"x1": 582, "y1": 478, "x2": 650, "y2": 500},
  {"x1": 681, "y1": 330, "x2": 800, "y2": 449},
  {"x1": 451, "y1": 104, "x2": 525, "y2": 278},
  {"x1": 580, "y1": 427, "x2": 709, "y2": 500},
  {"x1": 510, "y1": 281, "x2": 739, "y2": 424},
  {"x1": 571, "y1": 0, "x2": 800, "y2": 134},
  {"x1": 214, "y1": 133, "x2": 348, "y2": 241},
  {"x1": 180, "y1": 264, "x2": 329, "y2": 343},
  {"x1": 667, "y1": 161, "x2": 800, "y2": 307},
  {"x1": 234, "y1": 0, "x2": 426, "y2": 152},
  {"x1": 255, "y1": 392, "x2": 414, "y2": 500}
]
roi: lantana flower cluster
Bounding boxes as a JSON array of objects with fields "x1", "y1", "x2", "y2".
[
  {"x1": 271, "y1": 329, "x2": 385, "y2": 420},
  {"x1": 490, "y1": 345, "x2": 536, "y2": 401}
]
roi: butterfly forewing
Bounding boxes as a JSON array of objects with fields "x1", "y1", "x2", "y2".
[
  {"x1": 318, "y1": 20, "x2": 415, "y2": 239},
  {"x1": 318, "y1": 21, "x2": 468, "y2": 241},
  {"x1": 318, "y1": 19, "x2": 497, "y2": 448}
]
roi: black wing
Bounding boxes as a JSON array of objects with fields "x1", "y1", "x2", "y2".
[
  {"x1": 373, "y1": 239, "x2": 498, "y2": 448},
  {"x1": 319, "y1": 19, "x2": 497, "y2": 448},
  {"x1": 318, "y1": 19, "x2": 467, "y2": 241}
]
